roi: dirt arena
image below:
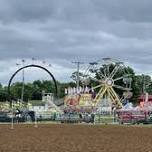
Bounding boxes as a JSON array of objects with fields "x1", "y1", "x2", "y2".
[{"x1": 0, "y1": 124, "x2": 152, "y2": 152}]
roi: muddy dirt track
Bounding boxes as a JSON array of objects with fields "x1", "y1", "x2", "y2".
[{"x1": 0, "y1": 124, "x2": 152, "y2": 152}]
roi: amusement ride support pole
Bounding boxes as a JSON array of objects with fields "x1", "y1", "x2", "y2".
[
  {"x1": 72, "y1": 61, "x2": 83, "y2": 90},
  {"x1": 11, "y1": 100, "x2": 14, "y2": 129}
]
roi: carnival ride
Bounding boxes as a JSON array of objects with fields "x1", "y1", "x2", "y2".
[
  {"x1": 64, "y1": 58, "x2": 132, "y2": 112},
  {"x1": 1, "y1": 58, "x2": 152, "y2": 124}
]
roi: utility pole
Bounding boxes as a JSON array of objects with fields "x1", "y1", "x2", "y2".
[
  {"x1": 142, "y1": 74, "x2": 145, "y2": 94},
  {"x1": 72, "y1": 61, "x2": 83, "y2": 89},
  {"x1": 21, "y1": 59, "x2": 25, "y2": 102}
]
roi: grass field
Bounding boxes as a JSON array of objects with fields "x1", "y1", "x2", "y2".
[{"x1": 0, "y1": 124, "x2": 152, "y2": 152}]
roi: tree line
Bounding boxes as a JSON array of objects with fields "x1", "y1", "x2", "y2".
[
  {"x1": 0, "y1": 65, "x2": 152, "y2": 103},
  {"x1": 0, "y1": 80, "x2": 75, "y2": 102}
]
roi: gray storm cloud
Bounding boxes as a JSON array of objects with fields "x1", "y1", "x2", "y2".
[{"x1": 0, "y1": 0, "x2": 152, "y2": 84}]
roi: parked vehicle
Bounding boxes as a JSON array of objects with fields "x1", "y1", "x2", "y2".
[
  {"x1": 0, "y1": 110, "x2": 35, "y2": 123},
  {"x1": 0, "y1": 112, "x2": 12, "y2": 122}
]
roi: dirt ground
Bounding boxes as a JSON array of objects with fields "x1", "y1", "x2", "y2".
[{"x1": 0, "y1": 124, "x2": 152, "y2": 152}]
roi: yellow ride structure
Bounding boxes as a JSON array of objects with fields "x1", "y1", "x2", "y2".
[
  {"x1": 82, "y1": 58, "x2": 132, "y2": 109},
  {"x1": 64, "y1": 58, "x2": 132, "y2": 111}
]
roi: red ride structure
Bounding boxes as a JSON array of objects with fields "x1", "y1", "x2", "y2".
[
  {"x1": 117, "y1": 110, "x2": 148, "y2": 124},
  {"x1": 117, "y1": 94, "x2": 152, "y2": 124}
]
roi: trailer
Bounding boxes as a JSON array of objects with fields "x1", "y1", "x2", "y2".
[{"x1": 117, "y1": 110, "x2": 150, "y2": 124}]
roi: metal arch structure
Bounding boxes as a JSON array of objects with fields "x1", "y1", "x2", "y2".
[{"x1": 7, "y1": 64, "x2": 58, "y2": 105}]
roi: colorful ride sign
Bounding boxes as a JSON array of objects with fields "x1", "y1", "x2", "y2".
[{"x1": 64, "y1": 93, "x2": 94, "y2": 107}]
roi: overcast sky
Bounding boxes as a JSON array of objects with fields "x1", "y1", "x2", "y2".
[{"x1": 0, "y1": 0, "x2": 152, "y2": 85}]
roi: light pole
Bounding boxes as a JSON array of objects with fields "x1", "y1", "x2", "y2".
[
  {"x1": 72, "y1": 61, "x2": 84, "y2": 90},
  {"x1": 16, "y1": 60, "x2": 25, "y2": 102},
  {"x1": 21, "y1": 59, "x2": 25, "y2": 102}
]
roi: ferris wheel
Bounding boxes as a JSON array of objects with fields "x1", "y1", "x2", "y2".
[{"x1": 81, "y1": 58, "x2": 132, "y2": 108}]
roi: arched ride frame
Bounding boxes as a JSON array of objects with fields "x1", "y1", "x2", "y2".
[{"x1": 7, "y1": 64, "x2": 58, "y2": 105}]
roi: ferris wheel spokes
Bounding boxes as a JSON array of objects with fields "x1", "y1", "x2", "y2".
[
  {"x1": 109, "y1": 63, "x2": 122, "y2": 78},
  {"x1": 90, "y1": 77, "x2": 103, "y2": 83},
  {"x1": 113, "y1": 76, "x2": 124, "y2": 82},
  {"x1": 103, "y1": 66, "x2": 107, "y2": 77},
  {"x1": 106, "y1": 64, "x2": 110, "y2": 77},
  {"x1": 113, "y1": 74, "x2": 132, "y2": 82},
  {"x1": 92, "y1": 84, "x2": 103, "y2": 90},
  {"x1": 113, "y1": 84, "x2": 131, "y2": 91},
  {"x1": 96, "y1": 70, "x2": 106, "y2": 79}
]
